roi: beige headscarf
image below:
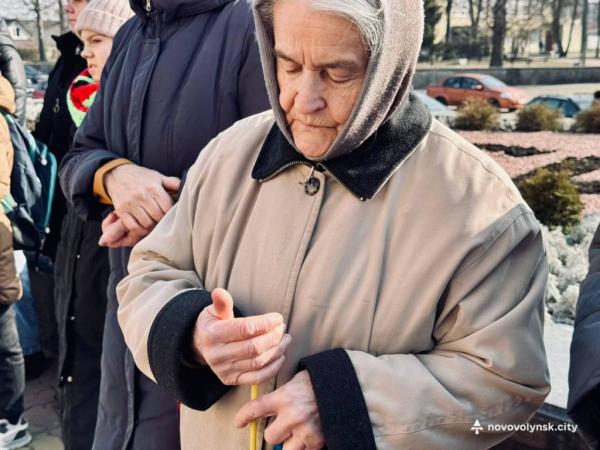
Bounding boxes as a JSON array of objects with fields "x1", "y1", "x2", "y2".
[{"x1": 252, "y1": 0, "x2": 424, "y2": 162}]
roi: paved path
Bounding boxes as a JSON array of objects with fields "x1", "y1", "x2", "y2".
[{"x1": 21, "y1": 360, "x2": 64, "y2": 450}]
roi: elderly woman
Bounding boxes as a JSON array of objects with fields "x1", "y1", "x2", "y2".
[{"x1": 117, "y1": 0, "x2": 550, "y2": 448}]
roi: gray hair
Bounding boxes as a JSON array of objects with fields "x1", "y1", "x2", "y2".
[{"x1": 254, "y1": 0, "x2": 384, "y2": 56}]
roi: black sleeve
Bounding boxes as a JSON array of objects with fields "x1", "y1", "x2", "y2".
[
  {"x1": 236, "y1": 13, "x2": 270, "y2": 119},
  {"x1": 299, "y1": 350, "x2": 376, "y2": 450},
  {"x1": 567, "y1": 222, "x2": 600, "y2": 444},
  {"x1": 58, "y1": 48, "x2": 121, "y2": 222},
  {"x1": 147, "y1": 289, "x2": 245, "y2": 411},
  {"x1": 0, "y1": 45, "x2": 27, "y2": 126}
]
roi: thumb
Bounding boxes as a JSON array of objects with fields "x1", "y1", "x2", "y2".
[
  {"x1": 162, "y1": 176, "x2": 181, "y2": 193},
  {"x1": 211, "y1": 288, "x2": 234, "y2": 321}
]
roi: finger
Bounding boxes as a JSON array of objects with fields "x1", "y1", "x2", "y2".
[
  {"x1": 213, "y1": 323, "x2": 288, "y2": 364},
  {"x1": 211, "y1": 288, "x2": 234, "y2": 320},
  {"x1": 209, "y1": 313, "x2": 284, "y2": 342},
  {"x1": 263, "y1": 417, "x2": 293, "y2": 445},
  {"x1": 132, "y1": 205, "x2": 158, "y2": 230},
  {"x1": 235, "y1": 353, "x2": 286, "y2": 386},
  {"x1": 282, "y1": 435, "x2": 306, "y2": 450},
  {"x1": 151, "y1": 187, "x2": 175, "y2": 215},
  {"x1": 102, "y1": 211, "x2": 119, "y2": 229},
  {"x1": 234, "y1": 385, "x2": 282, "y2": 428},
  {"x1": 297, "y1": 423, "x2": 326, "y2": 450},
  {"x1": 221, "y1": 329, "x2": 291, "y2": 371},
  {"x1": 120, "y1": 212, "x2": 150, "y2": 237},
  {"x1": 99, "y1": 220, "x2": 128, "y2": 247},
  {"x1": 162, "y1": 176, "x2": 181, "y2": 193},
  {"x1": 142, "y1": 196, "x2": 167, "y2": 223}
]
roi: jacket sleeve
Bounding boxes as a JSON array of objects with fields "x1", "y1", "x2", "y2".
[
  {"x1": 0, "y1": 116, "x2": 12, "y2": 201},
  {"x1": 0, "y1": 45, "x2": 26, "y2": 126},
  {"x1": 567, "y1": 221, "x2": 600, "y2": 445},
  {"x1": 299, "y1": 208, "x2": 551, "y2": 450},
  {"x1": 117, "y1": 134, "x2": 241, "y2": 411},
  {"x1": 58, "y1": 55, "x2": 121, "y2": 222},
  {"x1": 235, "y1": 14, "x2": 270, "y2": 118}
]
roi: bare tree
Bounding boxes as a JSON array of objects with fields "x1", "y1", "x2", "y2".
[
  {"x1": 57, "y1": 0, "x2": 67, "y2": 33},
  {"x1": 491, "y1": 0, "x2": 507, "y2": 66},
  {"x1": 17, "y1": 0, "x2": 56, "y2": 61},
  {"x1": 446, "y1": 0, "x2": 454, "y2": 43},
  {"x1": 468, "y1": 0, "x2": 484, "y2": 41},
  {"x1": 552, "y1": 0, "x2": 566, "y2": 56},
  {"x1": 564, "y1": 0, "x2": 580, "y2": 55},
  {"x1": 596, "y1": 2, "x2": 600, "y2": 58}
]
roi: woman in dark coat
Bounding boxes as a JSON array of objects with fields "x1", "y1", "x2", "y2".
[
  {"x1": 568, "y1": 221, "x2": 600, "y2": 449},
  {"x1": 34, "y1": 0, "x2": 88, "y2": 260},
  {"x1": 59, "y1": 0, "x2": 270, "y2": 448}
]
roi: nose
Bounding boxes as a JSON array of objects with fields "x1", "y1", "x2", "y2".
[
  {"x1": 81, "y1": 47, "x2": 92, "y2": 59},
  {"x1": 294, "y1": 73, "x2": 326, "y2": 116},
  {"x1": 65, "y1": 2, "x2": 73, "y2": 13}
]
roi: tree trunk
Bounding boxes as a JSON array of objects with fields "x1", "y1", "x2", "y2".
[
  {"x1": 596, "y1": 0, "x2": 600, "y2": 59},
  {"x1": 581, "y1": 0, "x2": 588, "y2": 65},
  {"x1": 490, "y1": 0, "x2": 507, "y2": 66},
  {"x1": 468, "y1": 0, "x2": 484, "y2": 42},
  {"x1": 35, "y1": 0, "x2": 46, "y2": 62},
  {"x1": 565, "y1": 0, "x2": 579, "y2": 55},
  {"x1": 552, "y1": 0, "x2": 566, "y2": 56},
  {"x1": 446, "y1": 0, "x2": 453, "y2": 43},
  {"x1": 57, "y1": 0, "x2": 67, "y2": 33}
]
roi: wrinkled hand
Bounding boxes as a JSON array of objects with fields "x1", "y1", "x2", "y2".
[
  {"x1": 99, "y1": 212, "x2": 143, "y2": 248},
  {"x1": 235, "y1": 370, "x2": 325, "y2": 450},
  {"x1": 102, "y1": 164, "x2": 180, "y2": 245},
  {"x1": 192, "y1": 288, "x2": 292, "y2": 386}
]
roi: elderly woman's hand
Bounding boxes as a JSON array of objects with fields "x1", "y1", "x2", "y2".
[
  {"x1": 192, "y1": 288, "x2": 292, "y2": 386},
  {"x1": 234, "y1": 370, "x2": 325, "y2": 450},
  {"x1": 104, "y1": 164, "x2": 180, "y2": 240}
]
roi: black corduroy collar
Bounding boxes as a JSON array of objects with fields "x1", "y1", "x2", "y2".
[{"x1": 252, "y1": 92, "x2": 432, "y2": 201}]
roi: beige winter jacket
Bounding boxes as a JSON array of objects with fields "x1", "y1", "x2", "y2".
[{"x1": 118, "y1": 104, "x2": 550, "y2": 449}]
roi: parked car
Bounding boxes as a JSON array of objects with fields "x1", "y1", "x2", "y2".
[
  {"x1": 527, "y1": 95, "x2": 594, "y2": 118},
  {"x1": 426, "y1": 74, "x2": 528, "y2": 111},
  {"x1": 24, "y1": 65, "x2": 48, "y2": 86},
  {"x1": 32, "y1": 80, "x2": 48, "y2": 100},
  {"x1": 417, "y1": 93, "x2": 457, "y2": 126}
]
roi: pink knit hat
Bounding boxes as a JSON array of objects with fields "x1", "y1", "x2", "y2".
[{"x1": 75, "y1": 0, "x2": 134, "y2": 39}]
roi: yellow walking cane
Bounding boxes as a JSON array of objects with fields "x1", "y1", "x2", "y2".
[{"x1": 250, "y1": 384, "x2": 259, "y2": 450}]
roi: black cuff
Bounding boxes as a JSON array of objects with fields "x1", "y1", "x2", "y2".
[
  {"x1": 147, "y1": 289, "x2": 244, "y2": 411},
  {"x1": 299, "y1": 349, "x2": 376, "y2": 450}
]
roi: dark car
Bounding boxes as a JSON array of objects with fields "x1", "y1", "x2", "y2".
[
  {"x1": 24, "y1": 65, "x2": 48, "y2": 86},
  {"x1": 527, "y1": 95, "x2": 594, "y2": 118}
]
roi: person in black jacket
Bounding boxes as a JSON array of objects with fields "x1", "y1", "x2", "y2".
[
  {"x1": 59, "y1": 0, "x2": 270, "y2": 448},
  {"x1": 568, "y1": 221, "x2": 600, "y2": 450},
  {"x1": 34, "y1": 0, "x2": 88, "y2": 261},
  {"x1": 0, "y1": 19, "x2": 26, "y2": 126}
]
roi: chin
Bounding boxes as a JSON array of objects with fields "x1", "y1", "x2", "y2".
[
  {"x1": 296, "y1": 141, "x2": 330, "y2": 158},
  {"x1": 292, "y1": 131, "x2": 333, "y2": 159}
]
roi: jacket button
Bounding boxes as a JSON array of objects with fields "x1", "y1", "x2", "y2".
[
  {"x1": 304, "y1": 177, "x2": 320, "y2": 196},
  {"x1": 67, "y1": 376, "x2": 74, "y2": 383},
  {"x1": 70, "y1": 316, "x2": 75, "y2": 321},
  {"x1": 76, "y1": 254, "x2": 81, "y2": 259},
  {"x1": 60, "y1": 376, "x2": 64, "y2": 382}
]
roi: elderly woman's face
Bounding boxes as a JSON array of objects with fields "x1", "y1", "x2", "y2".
[{"x1": 273, "y1": 0, "x2": 368, "y2": 158}]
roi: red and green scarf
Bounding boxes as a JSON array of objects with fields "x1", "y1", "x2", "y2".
[{"x1": 67, "y1": 68, "x2": 99, "y2": 128}]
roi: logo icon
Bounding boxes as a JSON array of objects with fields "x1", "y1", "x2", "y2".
[{"x1": 471, "y1": 420, "x2": 484, "y2": 435}]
